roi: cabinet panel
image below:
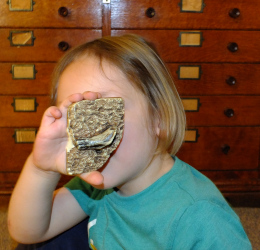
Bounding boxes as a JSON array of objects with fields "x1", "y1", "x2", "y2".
[
  {"x1": 0, "y1": 96, "x2": 50, "y2": 127},
  {"x1": 0, "y1": 172, "x2": 72, "y2": 193},
  {"x1": 112, "y1": 30, "x2": 260, "y2": 63},
  {"x1": 0, "y1": 128, "x2": 34, "y2": 172},
  {"x1": 0, "y1": 63, "x2": 55, "y2": 95},
  {"x1": 111, "y1": 0, "x2": 260, "y2": 29},
  {"x1": 203, "y1": 171, "x2": 260, "y2": 193},
  {"x1": 169, "y1": 63, "x2": 260, "y2": 95},
  {"x1": 0, "y1": 0, "x2": 102, "y2": 28},
  {"x1": 0, "y1": 29, "x2": 102, "y2": 62},
  {"x1": 177, "y1": 127, "x2": 259, "y2": 170},
  {"x1": 183, "y1": 96, "x2": 260, "y2": 126}
]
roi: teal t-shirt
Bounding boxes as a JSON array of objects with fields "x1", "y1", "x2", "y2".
[{"x1": 65, "y1": 157, "x2": 251, "y2": 250}]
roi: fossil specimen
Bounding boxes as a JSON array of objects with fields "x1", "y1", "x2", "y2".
[{"x1": 66, "y1": 98, "x2": 124, "y2": 175}]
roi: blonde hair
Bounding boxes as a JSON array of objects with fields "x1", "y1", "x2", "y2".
[{"x1": 51, "y1": 34, "x2": 186, "y2": 155}]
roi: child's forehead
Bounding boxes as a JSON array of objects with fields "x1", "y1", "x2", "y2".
[{"x1": 56, "y1": 57, "x2": 143, "y2": 104}]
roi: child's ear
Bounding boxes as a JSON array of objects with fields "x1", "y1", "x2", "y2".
[
  {"x1": 156, "y1": 126, "x2": 160, "y2": 137},
  {"x1": 155, "y1": 115, "x2": 160, "y2": 137}
]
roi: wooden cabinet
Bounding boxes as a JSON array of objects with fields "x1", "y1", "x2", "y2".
[
  {"x1": 111, "y1": 0, "x2": 260, "y2": 198},
  {"x1": 0, "y1": 0, "x2": 103, "y2": 192},
  {"x1": 0, "y1": 1, "x2": 102, "y2": 28},
  {"x1": 0, "y1": 29, "x2": 102, "y2": 61},
  {"x1": 0, "y1": 0, "x2": 259, "y2": 201},
  {"x1": 111, "y1": 0, "x2": 260, "y2": 29}
]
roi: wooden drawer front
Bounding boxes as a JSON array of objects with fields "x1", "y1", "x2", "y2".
[
  {"x1": 203, "y1": 171, "x2": 260, "y2": 192},
  {"x1": 0, "y1": 63, "x2": 55, "y2": 95},
  {"x1": 182, "y1": 96, "x2": 260, "y2": 126},
  {"x1": 0, "y1": 96, "x2": 50, "y2": 127},
  {"x1": 112, "y1": 30, "x2": 260, "y2": 63},
  {"x1": 111, "y1": 0, "x2": 260, "y2": 29},
  {"x1": 0, "y1": 172, "x2": 72, "y2": 193},
  {"x1": 177, "y1": 127, "x2": 259, "y2": 171},
  {"x1": 0, "y1": 1, "x2": 102, "y2": 28},
  {"x1": 170, "y1": 63, "x2": 260, "y2": 95},
  {"x1": 0, "y1": 128, "x2": 34, "y2": 172},
  {"x1": 0, "y1": 29, "x2": 102, "y2": 62}
]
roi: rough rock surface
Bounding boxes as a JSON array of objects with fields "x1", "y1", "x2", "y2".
[{"x1": 66, "y1": 98, "x2": 124, "y2": 175}]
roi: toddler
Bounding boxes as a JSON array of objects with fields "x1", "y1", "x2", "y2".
[{"x1": 8, "y1": 34, "x2": 251, "y2": 249}]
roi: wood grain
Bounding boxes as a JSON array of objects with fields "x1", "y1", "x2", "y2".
[
  {"x1": 0, "y1": 0, "x2": 102, "y2": 28},
  {"x1": 0, "y1": 63, "x2": 55, "y2": 95},
  {"x1": 111, "y1": 0, "x2": 260, "y2": 29},
  {"x1": 168, "y1": 63, "x2": 260, "y2": 95},
  {"x1": 177, "y1": 127, "x2": 259, "y2": 170},
  {"x1": 0, "y1": 29, "x2": 102, "y2": 62},
  {"x1": 0, "y1": 96, "x2": 50, "y2": 127},
  {"x1": 112, "y1": 30, "x2": 260, "y2": 63},
  {"x1": 183, "y1": 96, "x2": 260, "y2": 126}
]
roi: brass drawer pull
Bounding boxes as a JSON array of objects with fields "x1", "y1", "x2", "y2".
[
  {"x1": 229, "y1": 8, "x2": 240, "y2": 19},
  {"x1": 13, "y1": 128, "x2": 36, "y2": 143},
  {"x1": 146, "y1": 7, "x2": 156, "y2": 18},
  {"x1": 58, "y1": 7, "x2": 69, "y2": 17},
  {"x1": 221, "y1": 144, "x2": 231, "y2": 155},
  {"x1": 11, "y1": 97, "x2": 38, "y2": 112},
  {"x1": 8, "y1": 0, "x2": 34, "y2": 11},
  {"x1": 58, "y1": 41, "x2": 70, "y2": 51},
  {"x1": 227, "y1": 42, "x2": 238, "y2": 52},
  {"x1": 226, "y1": 76, "x2": 237, "y2": 86},
  {"x1": 224, "y1": 108, "x2": 234, "y2": 118}
]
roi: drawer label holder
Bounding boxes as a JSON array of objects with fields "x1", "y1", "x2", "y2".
[
  {"x1": 182, "y1": 98, "x2": 201, "y2": 112},
  {"x1": 11, "y1": 97, "x2": 38, "y2": 112},
  {"x1": 8, "y1": 30, "x2": 35, "y2": 46},
  {"x1": 11, "y1": 64, "x2": 37, "y2": 80},
  {"x1": 184, "y1": 129, "x2": 200, "y2": 142},
  {"x1": 8, "y1": 0, "x2": 34, "y2": 11},
  {"x1": 177, "y1": 65, "x2": 202, "y2": 80},
  {"x1": 178, "y1": 31, "x2": 204, "y2": 47},
  {"x1": 179, "y1": 0, "x2": 205, "y2": 13},
  {"x1": 13, "y1": 128, "x2": 37, "y2": 143}
]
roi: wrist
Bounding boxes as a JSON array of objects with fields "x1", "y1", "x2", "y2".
[{"x1": 27, "y1": 154, "x2": 61, "y2": 181}]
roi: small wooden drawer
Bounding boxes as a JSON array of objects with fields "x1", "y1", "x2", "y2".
[
  {"x1": 0, "y1": 128, "x2": 34, "y2": 172},
  {"x1": 0, "y1": 63, "x2": 55, "y2": 95},
  {"x1": 0, "y1": 172, "x2": 73, "y2": 192},
  {"x1": 0, "y1": 128, "x2": 73, "y2": 189},
  {"x1": 203, "y1": 170, "x2": 260, "y2": 193},
  {"x1": 111, "y1": 0, "x2": 260, "y2": 29},
  {"x1": 112, "y1": 30, "x2": 260, "y2": 63},
  {"x1": 183, "y1": 96, "x2": 260, "y2": 126},
  {"x1": 0, "y1": 29, "x2": 102, "y2": 62},
  {"x1": 177, "y1": 127, "x2": 260, "y2": 171},
  {"x1": 0, "y1": 96, "x2": 50, "y2": 127},
  {"x1": 0, "y1": 0, "x2": 102, "y2": 28},
  {"x1": 169, "y1": 63, "x2": 260, "y2": 95}
]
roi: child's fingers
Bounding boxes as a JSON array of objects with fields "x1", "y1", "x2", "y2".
[
  {"x1": 40, "y1": 106, "x2": 62, "y2": 127},
  {"x1": 83, "y1": 91, "x2": 102, "y2": 100},
  {"x1": 79, "y1": 171, "x2": 104, "y2": 186},
  {"x1": 61, "y1": 93, "x2": 84, "y2": 109},
  {"x1": 60, "y1": 92, "x2": 102, "y2": 112}
]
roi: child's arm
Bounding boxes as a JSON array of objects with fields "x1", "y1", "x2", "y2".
[{"x1": 8, "y1": 92, "x2": 103, "y2": 244}]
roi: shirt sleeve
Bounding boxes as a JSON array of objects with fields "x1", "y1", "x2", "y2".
[
  {"x1": 171, "y1": 200, "x2": 252, "y2": 250},
  {"x1": 64, "y1": 177, "x2": 114, "y2": 214}
]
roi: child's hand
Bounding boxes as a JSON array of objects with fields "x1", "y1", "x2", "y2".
[{"x1": 32, "y1": 92, "x2": 104, "y2": 185}]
